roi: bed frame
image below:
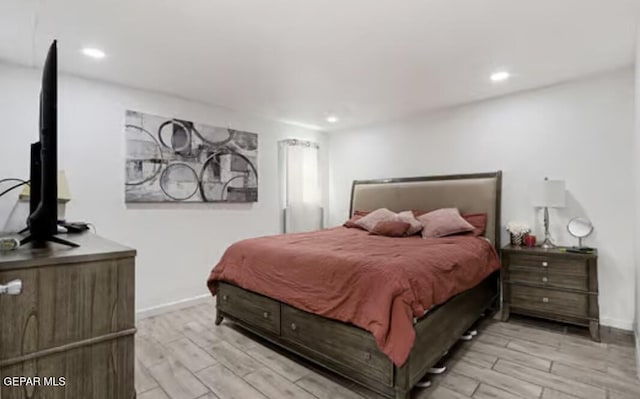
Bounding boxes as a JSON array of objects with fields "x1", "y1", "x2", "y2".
[{"x1": 215, "y1": 171, "x2": 502, "y2": 399}]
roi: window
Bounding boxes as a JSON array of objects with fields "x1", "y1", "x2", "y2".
[{"x1": 279, "y1": 139, "x2": 322, "y2": 233}]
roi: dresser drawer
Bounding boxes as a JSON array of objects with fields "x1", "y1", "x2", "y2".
[
  {"x1": 509, "y1": 285, "x2": 588, "y2": 318},
  {"x1": 508, "y1": 267, "x2": 589, "y2": 291},
  {"x1": 281, "y1": 304, "x2": 393, "y2": 386},
  {"x1": 217, "y1": 282, "x2": 280, "y2": 335},
  {"x1": 0, "y1": 258, "x2": 135, "y2": 363},
  {"x1": 508, "y1": 254, "x2": 587, "y2": 276}
]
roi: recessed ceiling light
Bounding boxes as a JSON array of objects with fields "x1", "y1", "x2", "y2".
[
  {"x1": 81, "y1": 47, "x2": 106, "y2": 59},
  {"x1": 490, "y1": 71, "x2": 511, "y2": 82},
  {"x1": 326, "y1": 115, "x2": 339, "y2": 123}
]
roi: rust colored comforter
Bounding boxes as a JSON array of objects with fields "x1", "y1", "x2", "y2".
[{"x1": 207, "y1": 227, "x2": 500, "y2": 366}]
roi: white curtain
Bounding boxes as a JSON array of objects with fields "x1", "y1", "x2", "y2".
[{"x1": 279, "y1": 139, "x2": 322, "y2": 233}]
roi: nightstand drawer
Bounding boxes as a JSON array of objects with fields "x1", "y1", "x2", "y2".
[
  {"x1": 509, "y1": 254, "x2": 587, "y2": 276},
  {"x1": 509, "y1": 285, "x2": 588, "y2": 317},
  {"x1": 509, "y1": 267, "x2": 589, "y2": 291}
]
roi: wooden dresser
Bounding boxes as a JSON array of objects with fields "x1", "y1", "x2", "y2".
[
  {"x1": 0, "y1": 233, "x2": 136, "y2": 399},
  {"x1": 501, "y1": 245, "x2": 599, "y2": 341}
]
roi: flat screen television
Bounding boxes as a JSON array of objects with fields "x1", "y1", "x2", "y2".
[{"x1": 20, "y1": 40, "x2": 77, "y2": 248}]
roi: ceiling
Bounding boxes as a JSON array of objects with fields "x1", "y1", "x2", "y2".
[{"x1": 1, "y1": 0, "x2": 639, "y2": 132}]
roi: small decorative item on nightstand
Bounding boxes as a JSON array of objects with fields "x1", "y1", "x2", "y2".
[
  {"x1": 501, "y1": 245, "x2": 600, "y2": 341},
  {"x1": 523, "y1": 234, "x2": 536, "y2": 247},
  {"x1": 506, "y1": 222, "x2": 531, "y2": 247}
]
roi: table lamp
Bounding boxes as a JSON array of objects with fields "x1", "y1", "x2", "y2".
[
  {"x1": 532, "y1": 177, "x2": 566, "y2": 249},
  {"x1": 16, "y1": 171, "x2": 71, "y2": 227},
  {"x1": 2, "y1": 172, "x2": 71, "y2": 234}
]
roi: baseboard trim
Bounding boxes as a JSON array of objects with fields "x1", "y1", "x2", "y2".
[
  {"x1": 136, "y1": 294, "x2": 213, "y2": 320},
  {"x1": 600, "y1": 316, "x2": 634, "y2": 331}
]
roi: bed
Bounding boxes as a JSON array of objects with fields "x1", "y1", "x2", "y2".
[{"x1": 208, "y1": 171, "x2": 502, "y2": 399}]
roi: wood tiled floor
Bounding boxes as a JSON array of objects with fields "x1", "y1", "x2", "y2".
[{"x1": 135, "y1": 299, "x2": 640, "y2": 399}]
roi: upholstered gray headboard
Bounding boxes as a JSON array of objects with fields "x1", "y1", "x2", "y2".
[{"x1": 350, "y1": 172, "x2": 502, "y2": 248}]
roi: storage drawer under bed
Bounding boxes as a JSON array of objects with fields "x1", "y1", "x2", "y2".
[
  {"x1": 216, "y1": 282, "x2": 393, "y2": 386},
  {"x1": 280, "y1": 304, "x2": 393, "y2": 386},
  {"x1": 217, "y1": 282, "x2": 281, "y2": 334}
]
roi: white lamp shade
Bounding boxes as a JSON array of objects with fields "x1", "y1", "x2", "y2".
[
  {"x1": 532, "y1": 179, "x2": 566, "y2": 208},
  {"x1": 19, "y1": 170, "x2": 71, "y2": 203}
]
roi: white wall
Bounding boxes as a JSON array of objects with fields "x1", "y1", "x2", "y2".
[
  {"x1": 329, "y1": 69, "x2": 636, "y2": 330},
  {"x1": 0, "y1": 62, "x2": 328, "y2": 313}
]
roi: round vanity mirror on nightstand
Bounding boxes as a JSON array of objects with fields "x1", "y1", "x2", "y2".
[{"x1": 567, "y1": 217, "x2": 593, "y2": 249}]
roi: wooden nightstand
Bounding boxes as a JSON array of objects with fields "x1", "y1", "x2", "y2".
[{"x1": 501, "y1": 245, "x2": 600, "y2": 341}]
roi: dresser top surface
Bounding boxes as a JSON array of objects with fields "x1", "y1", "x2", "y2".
[
  {"x1": 0, "y1": 232, "x2": 136, "y2": 270},
  {"x1": 502, "y1": 245, "x2": 597, "y2": 258}
]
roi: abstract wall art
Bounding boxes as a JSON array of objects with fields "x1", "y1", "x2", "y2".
[{"x1": 125, "y1": 110, "x2": 258, "y2": 203}]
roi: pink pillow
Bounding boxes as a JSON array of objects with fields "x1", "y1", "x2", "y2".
[
  {"x1": 343, "y1": 215, "x2": 364, "y2": 228},
  {"x1": 355, "y1": 208, "x2": 397, "y2": 232},
  {"x1": 396, "y1": 211, "x2": 423, "y2": 236},
  {"x1": 370, "y1": 221, "x2": 411, "y2": 237},
  {"x1": 343, "y1": 211, "x2": 371, "y2": 229},
  {"x1": 417, "y1": 208, "x2": 475, "y2": 238},
  {"x1": 462, "y1": 213, "x2": 488, "y2": 237}
]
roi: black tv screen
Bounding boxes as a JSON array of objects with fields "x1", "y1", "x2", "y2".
[{"x1": 21, "y1": 40, "x2": 77, "y2": 248}]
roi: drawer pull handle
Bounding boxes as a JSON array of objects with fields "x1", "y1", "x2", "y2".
[
  {"x1": 263, "y1": 312, "x2": 269, "y2": 319},
  {"x1": 363, "y1": 352, "x2": 371, "y2": 361},
  {"x1": 542, "y1": 262, "x2": 549, "y2": 268},
  {"x1": 222, "y1": 295, "x2": 228, "y2": 301},
  {"x1": 0, "y1": 280, "x2": 22, "y2": 296},
  {"x1": 290, "y1": 323, "x2": 297, "y2": 331},
  {"x1": 542, "y1": 297, "x2": 549, "y2": 303},
  {"x1": 542, "y1": 277, "x2": 548, "y2": 283}
]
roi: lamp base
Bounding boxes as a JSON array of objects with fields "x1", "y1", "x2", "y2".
[
  {"x1": 540, "y1": 237, "x2": 557, "y2": 249},
  {"x1": 540, "y1": 206, "x2": 557, "y2": 249}
]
